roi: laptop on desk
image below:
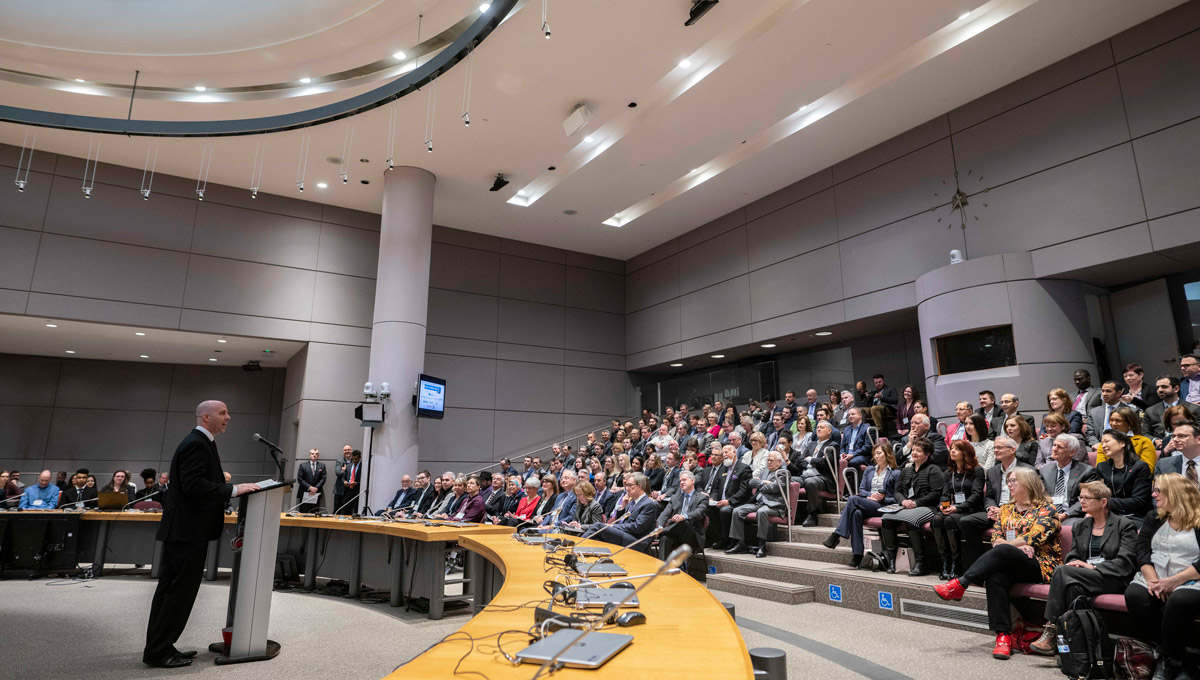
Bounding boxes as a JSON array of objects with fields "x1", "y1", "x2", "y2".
[
  {"x1": 574, "y1": 588, "x2": 639, "y2": 608},
  {"x1": 514, "y1": 629, "x2": 633, "y2": 669},
  {"x1": 97, "y1": 492, "x2": 130, "y2": 511},
  {"x1": 572, "y1": 545, "x2": 612, "y2": 557},
  {"x1": 575, "y1": 560, "x2": 628, "y2": 577}
]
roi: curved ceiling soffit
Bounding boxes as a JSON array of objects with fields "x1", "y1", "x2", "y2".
[{"x1": 0, "y1": 0, "x2": 517, "y2": 137}]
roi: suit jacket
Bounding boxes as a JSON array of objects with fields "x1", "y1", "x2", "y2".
[
  {"x1": 595, "y1": 486, "x2": 618, "y2": 517},
  {"x1": 1073, "y1": 387, "x2": 1103, "y2": 416},
  {"x1": 839, "y1": 423, "x2": 871, "y2": 459},
  {"x1": 541, "y1": 491, "x2": 576, "y2": 526},
  {"x1": 1040, "y1": 462, "x2": 1100, "y2": 517},
  {"x1": 977, "y1": 404, "x2": 1004, "y2": 421},
  {"x1": 158, "y1": 428, "x2": 234, "y2": 542},
  {"x1": 1095, "y1": 459, "x2": 1153, "y2": 521},
  {"x1": 60, "y1": 485, "x2": 98, "y2": 508},
  {"x1": 408, "y1": 485, "x2": 437, "y2": 515},
  {"x1": 709, "y1": 461, "x2": 751, "y2": 505},
  {"x1": 983, "y1": 460, "x2": 1034, "y2": 508},
  {"x1": 386, "y1": 486, "x2": 418, "y2": 511},
  {"x1": 748, "y1": 467, "x2": 790, "y2": 510},
  {"x1": 856, "y1": 466, "x2": 900, "y2": 498},
  {"x1": 574, "y1": 499, "x2": 604, "y2": 525},
  {"x1": 297, "y1": 461, "x2": 327, "y2": 499},
  {"x1": 871, "y1": 385, "x2": 898, "y2": 409},
  {"x1": 1153, "y1": 453, "x2": 1200, "y2": 480},
  {"x1": 656, "y1": 489, "x2": 709, "y2": 535},
  {"x1": 661, "y1": 466, "x2": 682, "y2": 499},
  {"x1": 892, "y1": 462, "x2": 945, "y2": 508},
  {"x1": 1086, "y1": 402, "x2": 1141, "y2": 446},
  {"x1": 1063, "y1": 514, "x2": 1139, "y2": 581},
  {"x1": 899, "y1": 433, "x2": 949, "y2": 469},
  {"x1": 1143, "y1": 399, "x2": 1200, "y2": 439},
  {"x1": 334, "y1": 458, "x2": 349, "y2": 494},
  {"x1": 608, "y1": 494, "x2": 658, "y2": 540}
]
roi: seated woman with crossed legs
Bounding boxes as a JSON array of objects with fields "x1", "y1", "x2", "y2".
[
  {"x1": 935, "y1": 466, "x2": 1061, "y2": 660},
  {"x1": 821, "y1": 442, "x2": 900, "y2": 568},
  {"x1": 1029, "y1": 480, "x2": 1138, "y2": 655}
]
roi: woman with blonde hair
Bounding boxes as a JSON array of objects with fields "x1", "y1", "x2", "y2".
[
  {"x1": 935, "y1": 466, "x2": 1061, "y2": 660},
  {"x1": 744, "y1": 431, "x2": 769, "y2": 475},
  {"x1": 1041, "y1": 387, "x2": 1082, "y2": 435},
  {"x1": 1123, "y1": 473, "x2": 1200, "y2": 678}
]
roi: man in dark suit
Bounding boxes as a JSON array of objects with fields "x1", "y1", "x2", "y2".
[
  {"x1": 337, "y1": 450, "x2": 363, "y2": 514},
  {"x1": 656, "y1": 470, "x2": 709, "y2": 558},
  {"x1": 989, "y1": 393, "x2": 1037, "y2": 440},
  {"x1": 381, "y1": 474, "x2": 417, "y2": 515},
  {"x1": 976, "y1": 390, "x2": 1003, "y2": 421},
  {"x1": 398, "y1": 470, "x2": 436, "y2": 517},
  {"x1": 1182, "y1": 354, "x2": 1200, "y2": 405},
  {"x1": 143, "y1": 401, "x2": 260, "y2": 669},
  {"x1": 584, "y1": 472, "x2": 658, "y2": 548},
  {"x1": 656, "y1": 451, "x2": 683, "y2": 502},
  {"x1": 333, "y1": 445, "x2": 352, "y2": 517},
  {"x1": 707, "y1": 445, "x2": 752, "y2": 549},
  {"x1": 1143, "y1": 376, "x2": 1200, "y2": 440},
  {"x1": 1085, "y1": 381, "x2": 1141, "y2": 447},
  {"x1": 1156, "y1": 422, "x2": 1200, "y2": 486},
  {"x1": 898, "y1": 415, "x2": 948, "y2": 469},
  {"x1": 60, "y1": 468, "x2": 97, "y2": 509},
  {"x1": 958, "y1": 435, "x2": 1033, "y2": 568},
  {"x1": 867, "y1": 374, "x2": 898, "y2": 431},
  {"x1": 1040, "y1": 434, "x2": 1099, "y2": 524},
  {"x1": 296, "y1": 448, "x2": 326, "y2": 513},
  {"x1": 839, "y1": 408, "x2": 872, "y2": 467}
]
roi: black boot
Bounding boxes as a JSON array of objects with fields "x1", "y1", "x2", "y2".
[
  {"x1": 907, "y1": 528, "x2": 930, "y2": 576},
  {"x1": 822, "y1": 531, "x2": 841, "y2": 549},
  {"x1": 947, "y1": 530, "x2": 962, "y2": 579},
  {"x1": 938, "y1": 554, "x2": 952, "y2": 581},
  {"x1": 884, "y1": 548, "x2": 898, "y2": 574}
]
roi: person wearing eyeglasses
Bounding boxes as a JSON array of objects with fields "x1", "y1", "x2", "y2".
[
  {"x1": 1094, "y1": 429, "x2": 1153, "y2": 528},
  {"x1": 1123, "y1": 473, "x2": 1200, "y2": 679},
  {"x1": 1029, "y1": 480, "x2": 1138, "y2": 655}
]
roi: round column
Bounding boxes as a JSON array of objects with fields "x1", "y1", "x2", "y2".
[
  {"x1": 916, "y1": 252, "x2": 1097, "y2": 425},
  {"x1": 365, "y1": 166, "x2": 435, "y2": 510}
]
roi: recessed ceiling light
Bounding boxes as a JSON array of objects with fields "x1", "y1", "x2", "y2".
[
  {"x1": 799, "y1": 104, "x2": 810, "y2": 111},
  {"x1": 298, "y1": 77, "x2": 312, "y2": 84},
  {"x1": 45, "y1": 323, "x2": 58, "y2": 328},
  {"x1": 678, "y1": 59, "x2": 692, "y2": 69},
  {"x1": 208, "y1": 358, "x2": 218, "y2": 362},
  {"x1": 316, "y1": 182, "x2": 328, "y2": 189},
  {"x1": 814, "y1": 331, "x2": 833, "y2": 336},
  {"x1": 959, "y1": 11, "x2": 971, "y2": 20},
  {"x1": 139, "y1": 355, "x2": 150, "y2": 359},
  {"x1": 65, "y1": 350, "x2": 76, "y2": 354},
  {"x1": 517, "y1": 189, "x2": 527, "y2": 196},
  {"x1": 194, "y1": 85, "x2": 207, "y2": 92},
  {"x1": 217, "y1": 338, "x2": 228, "y2": 343},
  {"x1": 761, "y1": 343, "x2": 776, "y2": 348},
  {"x1": 135, "y1": 332, "x2": 146, "y2": 336},
  {"x1": 584, "y1": 136, "x2": 595, "y2": 143},
  {"x1": 669, "y1": 363, "x2": 683, "y2": 367},
  {"x1": 74, "y1": 78, "x2": 85, "y2": 83},
  {"x1": 711, "y1": 354, "x2": 725, "y2": 359},
  {"x1": 393, "y1": 50, "x2": 406, "y2": 60},
  {"x1": 479, "y1": 3, "x2": 491, "y2": 11}
]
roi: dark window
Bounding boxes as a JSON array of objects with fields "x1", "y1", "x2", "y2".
[{"x1": 935, "y1": 326, "x2": 1017, "y2": 375}]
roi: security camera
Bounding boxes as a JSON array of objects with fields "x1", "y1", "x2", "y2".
[
  {"x1": 363, "y1": 381, "x2": 375, "y2": 396},
  {"x1": 949, "y1": 249, "x2": 964, "y2": 264},
  {"x1": 379, "y1": 382, "x2": 391, "y2": 399}
]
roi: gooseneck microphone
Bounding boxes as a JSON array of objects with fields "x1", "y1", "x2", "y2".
[
  {"x1": 332, "y1": 495, "x2": 361, "y2": 516},
  {"x1": 251, "y1": 433, "x2": 283, "y2": 452},
  {"x1": 122, "y1": 489, "x2": 160, "y2": 511}
]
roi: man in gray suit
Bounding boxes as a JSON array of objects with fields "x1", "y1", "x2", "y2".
[
  {"x1": 1086, "y1": 381, "x2": 1141, "y2": 446},
  {"x1": 726, "y1": 451, "x2": 791, "y2": 558},
  {"x1": 988, "y1": 393, "x2": 1036, "y2": 440},
  {"x1": 1156, "y1": 423, "x2": 1200, "y2": 486},
  {"x1": 1040, "y1": 434, "x2": 1099, "y2": 524},
  {"x1": 656, "y1": 470, "x2": 709, "y2": 558},
  {"x1": 584, "y1": 473, "x2": 658, "y2": 548},
  {"x1": 1072, "y1": 369, "x2": 1103, "y2": 416},
  {"x1": 1142, "y1": 376, "x2": 1200, "y2": 440}
]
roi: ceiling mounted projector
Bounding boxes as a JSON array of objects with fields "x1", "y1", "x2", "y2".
[
  {"x1": 562, "y1": 104, "x2": 592, "y2": 137},
  {"x1": 685, "y1": 0, "x2": 718, "y2": 26}
]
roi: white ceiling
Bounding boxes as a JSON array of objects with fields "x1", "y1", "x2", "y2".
[
  {"x1": 0, "y1": 314, "x2": 303, "y2": 367},
  {"x1": 0, "y1": 0, "x2": 1184, "y2": 261}
]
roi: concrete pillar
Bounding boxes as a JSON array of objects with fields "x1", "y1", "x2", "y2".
[
  {"x1": 915, "y1": 252, "x2": 1097, "y2": 425},
  {"x1": 365, "y1": 166, "x2": 435, "y2": 510}
]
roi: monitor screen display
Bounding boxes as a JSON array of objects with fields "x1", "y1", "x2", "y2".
[{"x1": 416, "y1": 374, "x2": 446, "y2": 419}]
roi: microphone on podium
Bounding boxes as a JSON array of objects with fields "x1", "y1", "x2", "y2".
[{"x1": 122, "y1": 490, "x2": 160, "y2": 511}]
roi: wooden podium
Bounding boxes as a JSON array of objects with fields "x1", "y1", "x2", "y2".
[{"x1": 212, "y1": 480, "x2": 291, "y2": 665}]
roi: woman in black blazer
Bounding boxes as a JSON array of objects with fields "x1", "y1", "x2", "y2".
[
  {"x1": 1030, "y1": 480, "x2": 1139, "y2": 655},
  {"x1": 879, "y1": 438, "x2": 946, "y2": 576},
  {"x1": 1123, "y1": 473, "x2": 1200, "y2": 678},
  {"x1": 643, "y1": 453, "x2": 666, "y2": 492},
  {"x1": 570, "y1": 480, "x2": 604, "y2": 526},
  {"x1": 1094, "y1": 430, "x2": 1153, "y2": 527},
  {"x1": 931, "y1": 441, "x2": 986, "y2": 580}
]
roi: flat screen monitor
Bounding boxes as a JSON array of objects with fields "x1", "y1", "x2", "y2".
[{"x1": 416, "y1": 374, "x2": 446, "y2": 419}]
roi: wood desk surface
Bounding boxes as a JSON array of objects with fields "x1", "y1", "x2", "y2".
[{"x1": 389, "y1": 533, "x2": 755, "y2": 680}]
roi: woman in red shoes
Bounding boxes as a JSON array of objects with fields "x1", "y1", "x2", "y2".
[{"x1": 933, "y1": 466, "x2": 1061, "y2": 659}]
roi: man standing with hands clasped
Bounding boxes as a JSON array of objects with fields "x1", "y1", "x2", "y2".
[{"x1": 143, "y1": 401, "x2": 261, "y2": 669}]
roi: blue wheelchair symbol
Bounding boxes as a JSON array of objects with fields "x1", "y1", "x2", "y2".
[
  {"x1": 878, "y1": 591, "x2": 893, "y2": 611},
  {"x1": 707, "y1": 565, "x2": 717, "y2": 575},
  {"x1": 828, "y1": 584, "x2": 842, "y2": 603}
]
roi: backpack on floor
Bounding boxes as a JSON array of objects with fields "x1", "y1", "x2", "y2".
[{"x1": 1055, "y1": 597, "x2": 1116, "y2": 679}]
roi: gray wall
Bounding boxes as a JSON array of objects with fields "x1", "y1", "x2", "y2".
[
  {"x1": 0, "y1": 353, "x2": 285, "y2": 482},
  {"x1": 623, "y1": 2, "x2": 1200, "y2": 372},
  {"x1": 417, "y1": 226, "x2": 633, "y2": 472}
]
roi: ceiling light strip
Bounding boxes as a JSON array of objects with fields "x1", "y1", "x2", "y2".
[
  {"x1": 0, "y1": 0, "x2": 518, "y2": 137},
  {"x1": 508, "y1": 0, "x2": 809, "y2": 208},
  {"x1": 604, "y1": 0, "x2": 1036, "y2": 227}
]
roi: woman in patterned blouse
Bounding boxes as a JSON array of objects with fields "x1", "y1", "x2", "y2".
[{"x1": 934, "y1": 466, "x2": 1061, "y2": 660}]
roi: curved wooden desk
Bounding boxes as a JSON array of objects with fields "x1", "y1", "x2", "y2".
[{"x1": 391, "y1": 532, "x2": 755, "y2": 680}]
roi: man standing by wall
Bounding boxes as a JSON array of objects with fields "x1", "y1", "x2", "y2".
[
  {"x1": 297, "y1": 449, "x2": 326, "y2": 513},
  {"x1": 143, "y1": 401, "x2": 259, "y2": 669}
]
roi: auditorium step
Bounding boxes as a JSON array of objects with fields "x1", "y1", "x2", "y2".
[
  {"x1": 705, "y1": 574, "x2": 814, "y2": 605},
  {"x1": 704, "y1": 553, "x2": 991, "y2": 633},
  {"x1": 764, "y1": 540, "x2": 857, "y2": 565}
]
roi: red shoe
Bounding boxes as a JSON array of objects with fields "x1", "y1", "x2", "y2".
[
  {"x1": 992, "y1": 633, "x2": 1012, "y2": 660},
  {"x1": 934, "y1": 578, "x2": 967, "y2": 601}
]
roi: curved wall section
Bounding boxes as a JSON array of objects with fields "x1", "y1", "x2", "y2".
[{"x1": 915, "y1": 252, "x2": 1097, "y2": 423}]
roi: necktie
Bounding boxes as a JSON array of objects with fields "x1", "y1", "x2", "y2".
[
  {"x1": 1055, "y1": 468, "x2": 1067, "y2": 501},
  {"x1": 682, "y1": 493, "x2": 691, "y2": 515},
  {"x1": 1188, "y1": 460, "x2": 1198, "y2": 486},
  {"x1": 350, "y1": 465, "x2": 357, "y2": 484}
]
